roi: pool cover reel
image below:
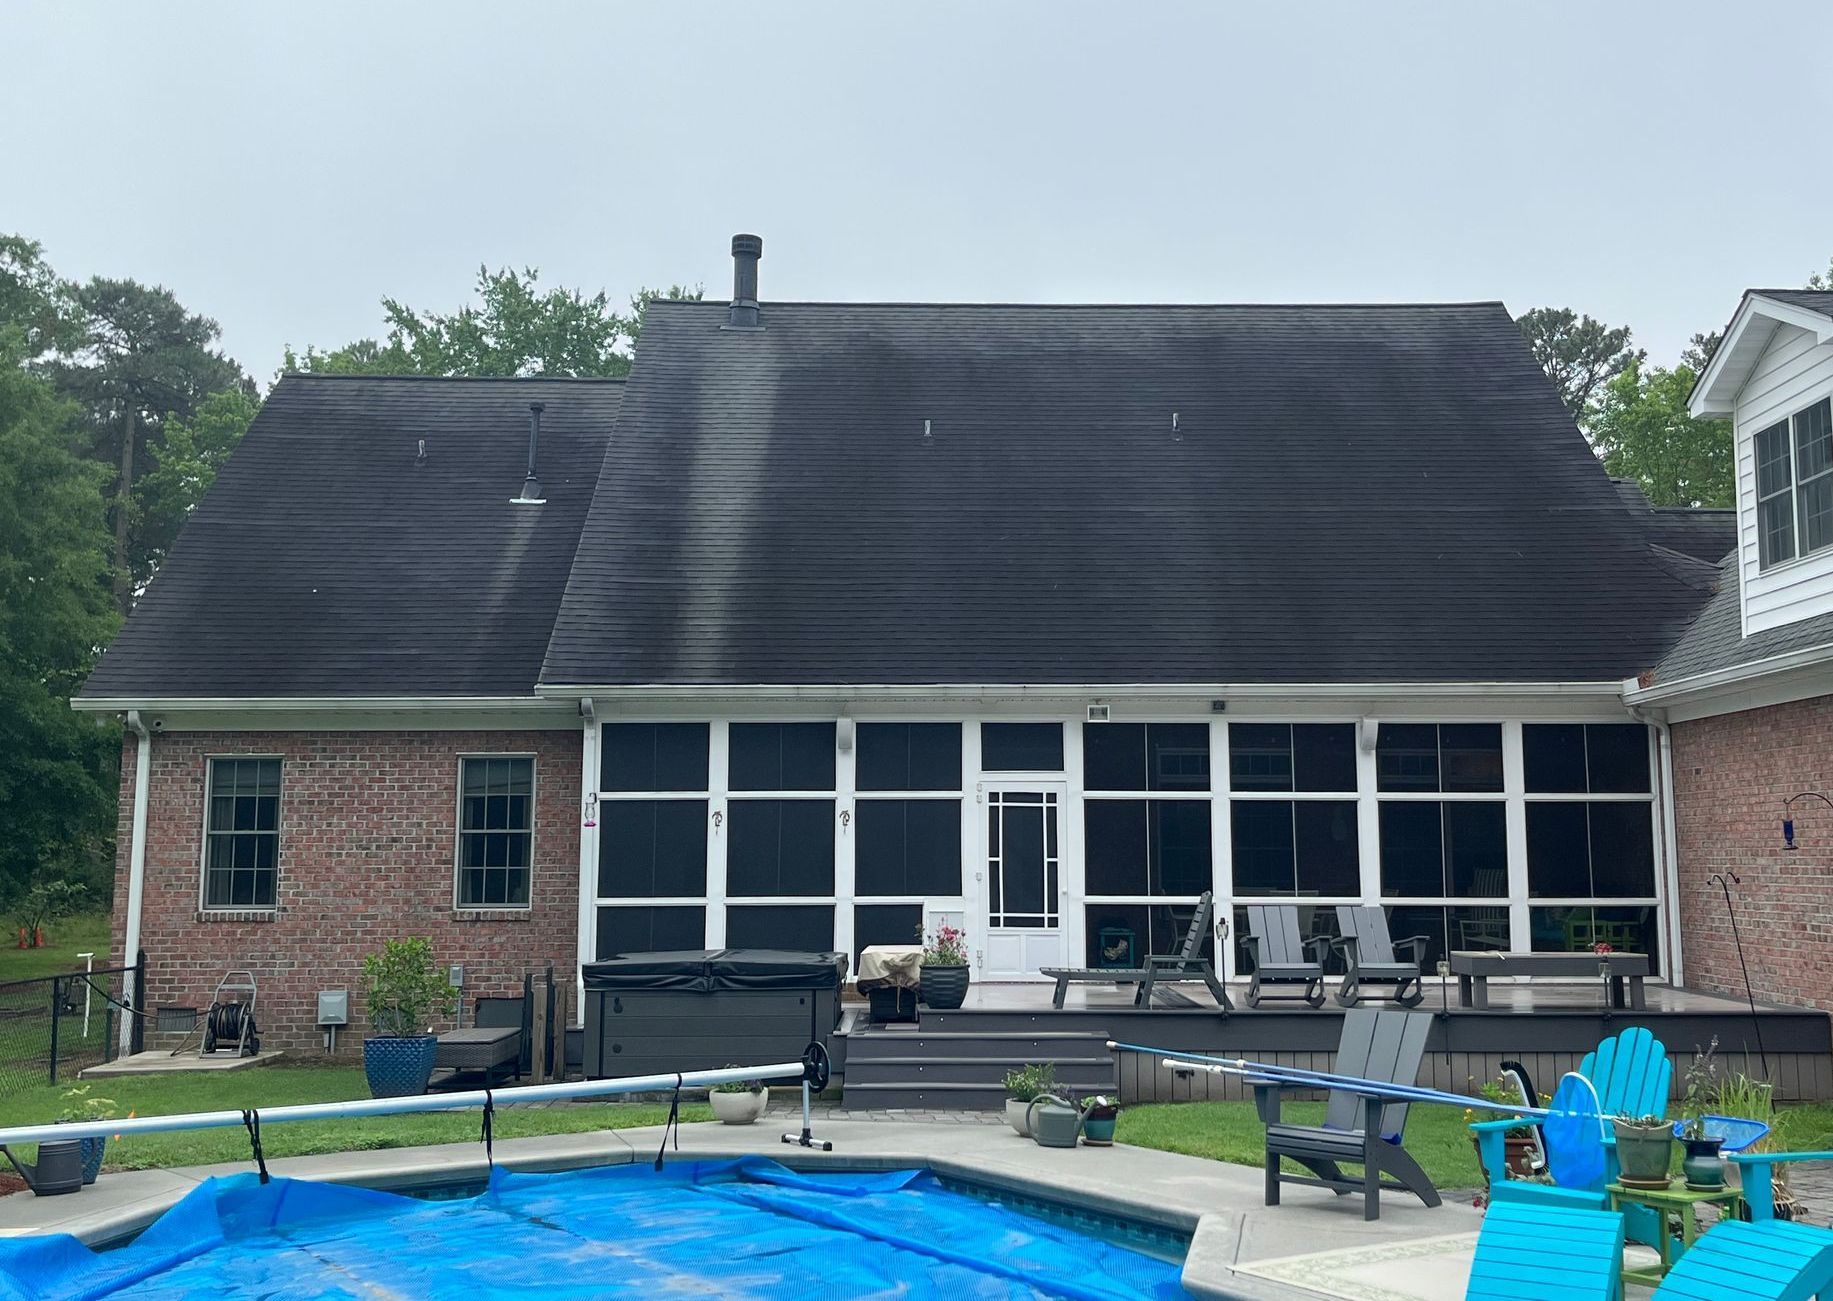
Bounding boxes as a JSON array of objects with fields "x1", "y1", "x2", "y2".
[{"x1": 0, "y1": 1158, "x2": 1187, "y2": 1301}]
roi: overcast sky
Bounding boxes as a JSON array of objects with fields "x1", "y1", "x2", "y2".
[{"x1": 6, "y1": 2, "x2": 1830, "y2": 380}]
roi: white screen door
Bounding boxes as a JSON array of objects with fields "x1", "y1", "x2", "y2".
[{"x1": 979, "y1": 783, "x2": 1068, "y2": 979}]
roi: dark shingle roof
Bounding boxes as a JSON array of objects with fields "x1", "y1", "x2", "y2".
[
  {"x1": 80, "y1": 375, "x2": 621, "y2": 700},
  {"x1": 1648, "y1": 553, "x2": 1833, "y2": 685},
  {"x1": 1609, "y1": 479, "x2": 1736, "y2": 565},
  {"x1": 1752, "y1": 289, "x2": 1833, "y2": 320},
  {"x1": 541, "y1": 301, "x2": 1716, "y2": 687}
]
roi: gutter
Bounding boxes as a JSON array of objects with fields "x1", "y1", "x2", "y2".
[
  {"x1": 71, "y1": 695, "x2": 564, "y2": 714},
  {"x1": 119, "y1": 711, "x2": 152, "y2": 1056},
  {"x1": 1622, "y1": 641, "x2": 1833, "y2": 708},
  {"x1": 1629, "y1": 705, "x2": 1685, "y2": 985},
  {"x1": 534, "y1": 681, "x2": 1627, "y2": 702}
]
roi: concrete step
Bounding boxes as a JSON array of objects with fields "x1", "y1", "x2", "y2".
[
  {"x1": 840, "y1": 1081, "x2": 1010, "y2": 1110},
  {"x1": 842, "y1": 1055, "x2": 1118, "y2": 1089}
]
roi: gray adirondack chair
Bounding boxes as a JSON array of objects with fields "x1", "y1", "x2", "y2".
[
  {"x1": 1041, "y1": 892, "x2": 1232, "y2": 1010},
  {"x1": 1255, "y1": 1008, "x2": 1440, "y2": 1221},
  {"x1": 1242, "y1": 904, "x2": 1327, "y2": 1008},
  {"x1": 1333, "y1": 906, "x2": 1427, "y2": 1008}
]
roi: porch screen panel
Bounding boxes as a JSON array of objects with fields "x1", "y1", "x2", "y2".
[
  {"x1": 852, "y1": 723, "x2": 964, "y2": 932},
  {"x1": 596, "y1": 905, "x2": 705, "y2": 959},
  {"x1": 728, "y1": 723, "x2": 839, "y2": 914},
  {"x1": 597, "y1": 724, "x2": 711, "y2": 921},
  {"x1": 1523, "y1": 722, "x2": 1658, "y2": 972},
  {"x1": 726, "y1": 904, "x2": 835, "y2": 953}
]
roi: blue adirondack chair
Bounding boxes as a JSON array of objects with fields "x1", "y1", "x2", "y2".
[
  {"x1": 1466, "y1": 1198, "x2": 1624, "y2": 1301},
  {"x1": 1466, "y1": 1199, "x2": 1833, "y2": 1301},
  {"x1": 1472, "y1": 1027, "x2": 1670, "y2": 1246}
]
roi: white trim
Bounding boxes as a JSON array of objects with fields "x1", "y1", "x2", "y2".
[
  {"x1": 1621, "y1": 641, "x2": 1833, "y2": 707},
  {"x1": 576, "y1": 699, "x2": 596, "y2": 998},
  {"x1": 118, "y1": 713, "x2": 151, "y2": 1056},
  {"x1": 538, "y1": 681, "x2": 1624, "y2": 701},
  {"x1": 1692, "y1": 293, "x2": 1833, "y2": 419},
  {"x1": 73, "y1": 695, "x2": 562, "y2": 713},
  {"x1": 451, "y1": 753, "x2": 536, "y2": 913}
]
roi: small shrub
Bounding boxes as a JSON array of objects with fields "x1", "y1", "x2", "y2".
[
  {"x1": 1003, "y1": 1063, "x2": 1056, "y2": 1103},
  {"x1": 362, "y1": 937, "x2": 456, "y2": 1038}
]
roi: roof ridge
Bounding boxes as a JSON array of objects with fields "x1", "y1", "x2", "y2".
[
  {"x1": 276, "y1": 372, "x2": 627, "y2": 384},
  {"x1": 646, "y1": 298, "x2": 1511, "y2": 311}
]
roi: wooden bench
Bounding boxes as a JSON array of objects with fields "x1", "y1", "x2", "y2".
[{"x1": 1449, "y1": 950, "x2": 1649, "y2": 1010}]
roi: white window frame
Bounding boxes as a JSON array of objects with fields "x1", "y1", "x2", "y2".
[
  {"x1": 453, "y1": 753, "x2": 537, "y2": 912},
  {"x1": 198, "y1": 754, "x2": 284, "y2": 914},
  {"x1": 1755, "y1": 395, "x2": 1833, "y2": 572}
]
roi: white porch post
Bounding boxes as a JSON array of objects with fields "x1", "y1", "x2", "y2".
[
  {"x1": 834, "y1": 720, "x2": 857, "y2": 963},
  {"x1": 1210, "y1": 718, "x2": 1234, "y2": 979},
  {"x1": 706, "y1": 722, "x2": 729, "y2": 947},
  {"x1": 574, "y1": 699, "x2": 597, "y2": 1011},
  {"x1": 1502, "y1": 721, "x2": 1531, "y2": 952}
]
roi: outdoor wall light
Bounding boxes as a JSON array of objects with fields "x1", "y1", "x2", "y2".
[{"x1": 1782, "y1": 791, "x2": 1833, "y2": 850}]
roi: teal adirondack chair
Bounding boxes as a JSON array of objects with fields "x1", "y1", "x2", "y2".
[
  {"x1": 1466, "y1": 1198, "x2": 1624, "y2": 1301},
  {"x1": 1466, "y1": 1199, "x2": 1833, "y2": 1301},
  {"x1": 1472, "y1": 1027, "x2": 1670, "y2": 1246}
]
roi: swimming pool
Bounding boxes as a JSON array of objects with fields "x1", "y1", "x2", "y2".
[{"x1": 0, "y1": 1157, "x2": 1190, "y2": 1299}]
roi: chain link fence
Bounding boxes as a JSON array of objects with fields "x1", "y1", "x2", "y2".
[{"x1": 0, "y1": 957, "x2": 144, "y2": 1100}]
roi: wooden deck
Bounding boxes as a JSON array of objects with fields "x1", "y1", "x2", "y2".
[{"x1": 837, "y1": 978, "x2": 1833, "y2": 1106}]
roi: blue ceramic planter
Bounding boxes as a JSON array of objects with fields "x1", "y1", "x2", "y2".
[
  {"x1": 363, "y1": 1035, "x2": 438, "y2": 1098},
  {"x1": 80, "y1": 1137, "x2": 105, "y2": 1184}
]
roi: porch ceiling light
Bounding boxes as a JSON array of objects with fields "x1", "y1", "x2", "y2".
[{"x1": 1782, "y1": 791, "x2": 1833, "y2": 850}]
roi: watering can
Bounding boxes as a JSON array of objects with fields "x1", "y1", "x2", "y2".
[
  {"x1": 2, "y1": 1139, "x2": 83, "y2": 1196},
  {"x1": 1025, "y1": 1094, "x2": 1083, "y2": 1149}
]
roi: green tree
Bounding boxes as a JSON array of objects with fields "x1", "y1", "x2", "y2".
[
  {"x1": 1516, "y1": 307, "x2": 1643, "y2": 425},
  {"x1": 285, "y1": 269, "x2": 701, "y2": 378},
  {"x1": 1589, "y1": 359, "x2": 1732, "y2": 509},
  {"x1": 43, "y1": 278, "x2": 252, "y2": 609},
  {"x1": 1808, "y1": 257, "x2": 1832, "y2": 291},
  {"x1": 137, "y1": 387, "x2": 261, "y2": 572},
  {"x1": 0, "y1": 330, "x2": 121, "y2": 906},
  {"x1": 0, "y1": 235, "x2": 77, "y2": 360}
]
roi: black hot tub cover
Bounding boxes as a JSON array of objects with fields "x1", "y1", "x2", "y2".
[{"x1": 584, "y1": 949, "x2": 848, "y2": 993}]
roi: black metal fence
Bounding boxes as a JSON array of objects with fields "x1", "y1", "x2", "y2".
[{"x1": 0, "y1": 954, "x2": 144, "y2": 1100}]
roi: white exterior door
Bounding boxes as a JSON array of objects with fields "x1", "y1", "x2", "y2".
[{"x1": 977, "y1": 783, "x2": 1068, "y2": 979}]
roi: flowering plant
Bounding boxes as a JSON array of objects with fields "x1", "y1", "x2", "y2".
[
  {"x1": 1593, "y1": 941, "x2": 1613, "y2": 955},
  {"x1": 921, "y1": 923, "x2": 968, "y2": 967}
]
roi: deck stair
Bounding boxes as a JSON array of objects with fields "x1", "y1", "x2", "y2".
[{"x1": 839, "y1": 1020, "x2": 1117, "y2": 1110}]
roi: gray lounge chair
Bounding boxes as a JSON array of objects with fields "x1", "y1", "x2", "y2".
[
  {"x1": 1040, "y1": 892, "x2": 1232, "y2": 1011},
  {"x1": 1333, "y1": 905, "x2": 1427, "y2": 1008},
  {"x1": 1242, "y1": 904, "x2": 1327, "y2": 1008},
  {"x1": 1255, "y1": 1007, "x2": 1439, "y2": 1221}
]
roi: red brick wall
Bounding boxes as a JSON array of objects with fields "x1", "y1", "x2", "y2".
[
  {"x1": 1672, "y1": 696, "x2": 1833, "y2": 1010},
  {"x1": 113, "y1": 729, "x2": 582, "y2": 1055}
]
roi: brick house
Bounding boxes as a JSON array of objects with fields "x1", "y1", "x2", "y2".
[
  {"x1": 85, "y1": 236, "x2": 1806, "y2": 1058},
  {"x1": 1626, "y1": 289, "x2": 1833, "y2": 1012}
]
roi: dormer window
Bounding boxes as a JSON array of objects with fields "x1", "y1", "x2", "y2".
[{"x1": 1756, "y1": 396, "x2": 1833, "y2": 569}]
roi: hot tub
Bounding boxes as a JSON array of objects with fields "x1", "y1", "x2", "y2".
[{"x1": 582, "y1": 949, "x2": 847, "y2": 1080}]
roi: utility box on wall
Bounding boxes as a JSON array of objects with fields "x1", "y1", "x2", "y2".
[{"x1": 316, "y1": 990, "x2": 349, "y2": 1026}]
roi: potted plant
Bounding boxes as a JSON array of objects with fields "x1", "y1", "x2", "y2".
[
  {"x1": 1464, "y1": 1075, "x2": 1540, "y2": 1184},
  {"x1": 361, "y1": 937, "x2": 456, "y2": 1099},
  {"x1": 919, "y1": 923, "x2": 971, "y2": 1010},
  {"x1": 1612, "y1": 1114, "x2": 1676, "y2": 1186},
  {"x1": 1677, "y1": 1038, "x2": 1726, "y2": 1190},
  {"x1": 1003, "y1": 1062, "x2": 1055, "y2": 1136},
  {"x1": 58, "y1": 1085, "x2": 118, "y2": 1185},
  {"x1": 1081, "y1": 1096, "x2": 1121, "y2": 1146},
  {"x1": 711, "y1": 1071, "x2": 769, "y2": 1125}
]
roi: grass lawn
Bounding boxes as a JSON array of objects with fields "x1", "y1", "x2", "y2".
[
  {"x1": 4, "y1": 1066, "x2": 711, "y2": 1172},
  {"x1": 0, "y1": 912, "x2": 113, "y2": 983},
  {"x1": 1118, "y1": 1099, "x2": 1833, "y2": 1191}
]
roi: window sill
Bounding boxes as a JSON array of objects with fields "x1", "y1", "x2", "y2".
[
  {"x1": 452, "y1": 909, "x2": 533, "y2": 923},
  {"x1": 195, "y1": 909, "x2": 277, "y2": 923}
]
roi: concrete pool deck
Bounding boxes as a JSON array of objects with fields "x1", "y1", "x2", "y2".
[{"x1": 0, "y1": 1116, "x2": 1485, "y2": 1300}]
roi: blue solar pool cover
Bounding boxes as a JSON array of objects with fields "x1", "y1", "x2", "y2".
[{"x1": 0, "y1": 1157, "x2": 1189, "y2": 1299}]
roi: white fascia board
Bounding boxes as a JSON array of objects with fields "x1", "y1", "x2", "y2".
[
  {"x1": 535, "y1": 681, "x2": 1624, "y2": 701},
  {"x1": 1621, "y1": 642, "x2": 1833, "y2": 711},
  {"x1": 1691, "y1": 294, "x2": 1833, "y2": 418},
  {"x1": 71, "y1": 695, "x2": 563, "y2": 713}
]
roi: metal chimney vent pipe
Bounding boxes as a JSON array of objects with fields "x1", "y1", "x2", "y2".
[
  {"x1": 513, "y1": 402, "x2": 545, "y2": 504},
  {"x1": 729, "y1": 234, "x2": 763, "y2": 327}
]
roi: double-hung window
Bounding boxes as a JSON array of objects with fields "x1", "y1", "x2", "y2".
[
  {"x1": 203, "y1": 758, "x2": 281, "y2": 909},
  {"x1": 457, "y1": 756, "x2": 534, "y2": 908},
  {"x1": 1756, "y1": 396, "x2": 1833, "y2": 568}
]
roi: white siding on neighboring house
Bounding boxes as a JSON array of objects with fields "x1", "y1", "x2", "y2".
[{"x1": 1736, "y1": 321, "x2": 1833, "y2": 635}]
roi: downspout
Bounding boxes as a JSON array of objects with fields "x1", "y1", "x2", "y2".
[
  {"x1": 1630, "y1": 706, "x2": 1684, "y2": 986},
  {"x1": 119, "y1": 710, "x2": 152, "y2": 1055},
  {"x1": 575, "y1": 697, "x2": 597, "y2": 1021}
]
